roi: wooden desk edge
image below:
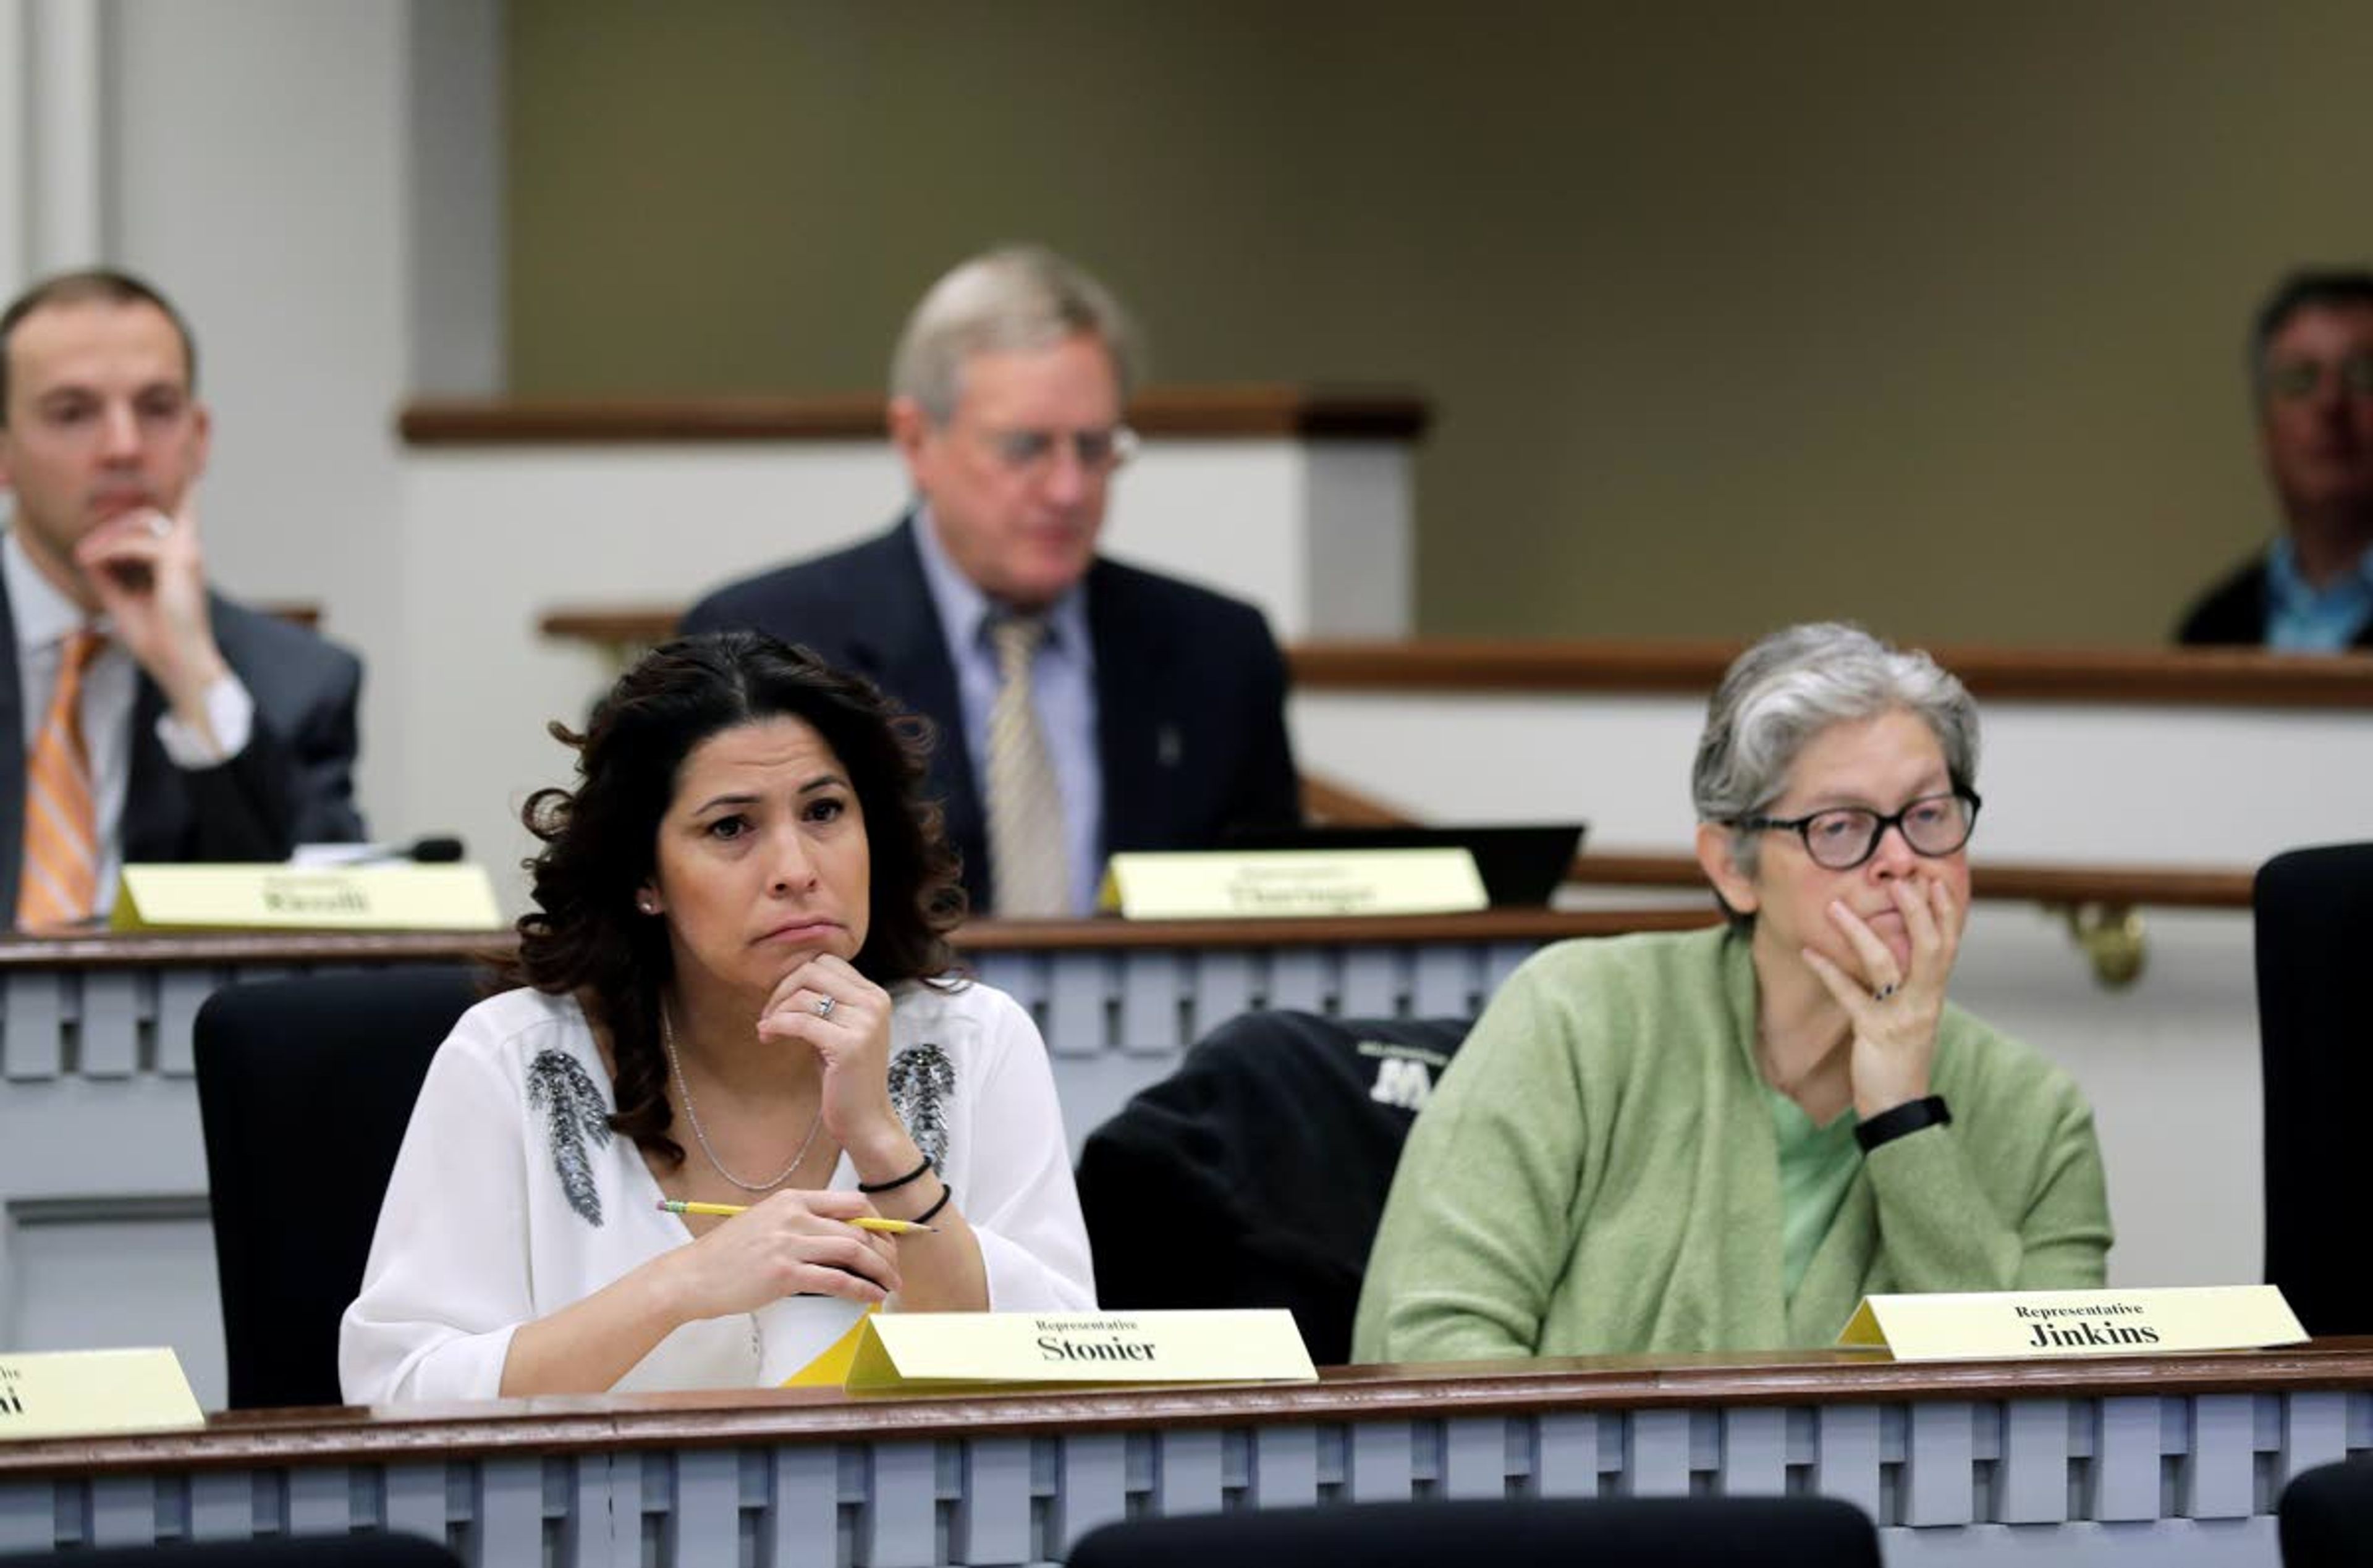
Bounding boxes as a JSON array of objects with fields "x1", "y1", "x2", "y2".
[
  {"x1": 0, "y1": 909, "x2": 1720, "y2": 970},
  {"x1": 5, "y1": 1341, "x2": 2367, "y2": 1475}
]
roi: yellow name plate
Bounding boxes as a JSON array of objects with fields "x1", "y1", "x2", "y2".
[
  {"x1": 1837, "y1": 1285, "x2": 2307, "y2": 1362},
  {"x1": 0, "y1": 1347, "x2": 202, "y2": 1441},
  {"x1": 1101, "y1": 849, "x2": 1487, "y2": 920},
  {"x1": 112, "y1": 863, "x2": 503, "y2": 931},
  {"x1": 838, "y1": 1310, "x2": 1318, "y2": 1393}
]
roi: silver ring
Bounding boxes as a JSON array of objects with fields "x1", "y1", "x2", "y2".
[
  {"x1": 145, "y1": 514, "x2": 171, "y2": 539},
  {"x1": 814, "y1": 995, "x2": 836, "y2": 1019},
  {"x1": 1872, "y1": 982, "x2": 1899, "y2": 1003}
]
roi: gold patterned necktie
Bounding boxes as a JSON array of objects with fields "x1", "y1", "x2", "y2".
[
  {"x1": 19, "y1": 628, "x2": 107, "y2": 929},
  {"x1": 984, "y1": 613, "x2": 1071, "y2": 917}
]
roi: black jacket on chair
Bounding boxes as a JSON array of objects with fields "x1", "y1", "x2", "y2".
[
  {"x1": 1073, "y1": 1010, "x2": 1470, "y2": 1365},
  {"x1": 2255, "y1": 843, "x2": 2373, "y2": 1335}
]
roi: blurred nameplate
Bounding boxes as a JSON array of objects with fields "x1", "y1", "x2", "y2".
[
  {"x1": 112, "y1": 862, "x2": 503, "y2": 930},
  {"x1": 1101, "y1": 848, "x2": 1486, "y2": 919},
  {"x1": 837, "y1": 1309, "x2": 1316, "y2": 1393},
  {"x1": 0, "y1": 1348, "x2": 201, "y2": 1441},
  {"x1": 1837, "y1": 1285, "x2": 2306, "y2": 1362}
]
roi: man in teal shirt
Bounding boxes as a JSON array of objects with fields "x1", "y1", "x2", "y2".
[{"x1": 2178, "y1": 271, "x2": 2373, "y2": 649}]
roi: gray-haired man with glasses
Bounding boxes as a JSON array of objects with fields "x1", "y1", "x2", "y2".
[
  {"x1": 684, "y1": 246, "x2": 1301, "y2": 917},
  {"x1": 2178, "y1": 269, "x2": 2373, "y2": 649}
]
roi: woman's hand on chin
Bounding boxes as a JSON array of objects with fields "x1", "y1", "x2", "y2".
[
  {"x1": 756, "y1": 955, "x2": 905, "y2": 1158},
  {"x1": 1801, "y1": 876, "x2": 1961, "y2": 1119},
  {"x1": 663, "y1": 1188, "x2": 899, "y2": 1320}
]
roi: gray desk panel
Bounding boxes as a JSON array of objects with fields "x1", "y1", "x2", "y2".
[
  {"x1": 0, "y1": 1388, "x2": 2359, "y2": 1565},
  {"x1": 1723, "y1": 1406, "x2": 1787, "y2": 1497}
]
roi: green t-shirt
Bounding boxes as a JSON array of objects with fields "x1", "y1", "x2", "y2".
[{"x1": 1769, "y1": 1088, "x2": 1863, "y2": 1301}]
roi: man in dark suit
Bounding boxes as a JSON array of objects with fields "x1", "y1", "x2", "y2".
[
  {"x1": 0, "y1": 269, "x2": 363, "y2": 927},
  {"x1": 685, "y1": 246, "x2": 1298, "y2": 916},
  {"x1": 2177, "y1": 271, "x2": 2373, "y2": 649}
]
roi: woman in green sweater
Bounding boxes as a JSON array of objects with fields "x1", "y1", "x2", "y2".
[{"x1": 1354, "y1": 623, "x2": 2111, "y2": 1361}]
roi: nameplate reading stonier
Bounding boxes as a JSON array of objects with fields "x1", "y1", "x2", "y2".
[
  {"x1": 839, "y1": 1310, "x2": 1318, "y2": 1393},
  {"x1": 1101, "y1": 849, "x2": 1487, "y2": 921},
  {"x1": 0, "y1": 1348, "x2": 202, "y2": 1441},
  {"x1": 112, "y1": 863, "x2": 502, "y2": 931},
  {"x1": 1836, "y1": 1286, "x2": 2306, "y2": 1362}
]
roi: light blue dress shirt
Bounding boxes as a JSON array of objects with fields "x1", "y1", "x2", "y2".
[
  {"x1": 909, "y1": 511, "x2": 1104, "y2": 914},
  {"x1": 2264, "y1": 537, "x2": 2373, "y2": 652}
]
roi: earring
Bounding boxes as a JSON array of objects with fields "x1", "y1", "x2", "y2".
[{"x1": 637, "y1": 895, "x2": 659, "y2": 916}]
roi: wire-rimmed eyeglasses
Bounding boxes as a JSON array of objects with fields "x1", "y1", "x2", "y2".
[
  {"x1": 1735, "y1": 788, "x2": 1982, "y2": 872},
  {"x1": 978, "y1": 424, "x2": 1140, "y2": 476}
]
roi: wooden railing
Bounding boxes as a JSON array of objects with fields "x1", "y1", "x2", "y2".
[
  {"x1": 1290, "y1": 638, "x2": 2373, "y2": 711},
  {"x1": 538, "y1": 618, "x2": 2373, "y2": 714},
  {"x1": 400, "y1": 386, "x2": 1431, "y2": 446}
]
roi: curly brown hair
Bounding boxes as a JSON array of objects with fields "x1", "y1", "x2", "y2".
[{"x1": 505, "y1": 630, "x2": 967, "y2": 1166}]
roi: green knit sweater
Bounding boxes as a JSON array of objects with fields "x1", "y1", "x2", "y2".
[{"x1": 1353, "y1": 925, "x2": 2112, "y2": 1362}]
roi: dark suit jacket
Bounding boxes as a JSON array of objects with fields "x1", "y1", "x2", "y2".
[
  {"x1": 2177, "y1": 552, "x2": 2373, "y2": 647},
  {"x1": 0, "y1": 579, "x2": 366, "y2": 923},
  {"x1": 682, "y1": 519, "x2": 1302, "y2": 911}
]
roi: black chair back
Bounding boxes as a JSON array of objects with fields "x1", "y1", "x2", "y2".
[
  {"x1": 1068, "y1": 1496, "x2": 1880, "y2": 1568},
  {"x1": 1075, "y1": 1010, "x2": 1469, "y2": 1365},
  {"x1": 2280, "y1": 1458, "x2": 2373, "y2": 1568},
  {"x1": 2256, "y1": 843, "x2": 2373, "y2": 1334},
  {"x1": 194, "y1": 966, "x2": 485, "y2": 1409}
]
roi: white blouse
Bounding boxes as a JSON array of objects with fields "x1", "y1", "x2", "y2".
[{"x1": 339, "y1": 979, "x2": 1095, "y2": 1402}]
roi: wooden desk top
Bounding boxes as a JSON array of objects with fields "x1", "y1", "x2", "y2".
[
  {"x1": 6, "y1": 1341, "x2": 2367, "y2": 1477},
  {"x1": 0, "y1": 907, "x2": 1717, "y2": 971}
]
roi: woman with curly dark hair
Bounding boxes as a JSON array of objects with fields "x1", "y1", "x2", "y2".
[{"x1": 342, "y1": 631, "x2": 1094, "y2": 1401}]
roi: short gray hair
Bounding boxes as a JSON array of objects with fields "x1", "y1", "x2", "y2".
[
  {"x1": 1692, "y1": 623, "x2": 1979, "y2": 878},
  {"x1": 889, "y1": 245, "x2": 1141, "y2": 424}
]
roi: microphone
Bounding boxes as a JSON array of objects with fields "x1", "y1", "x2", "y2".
[{"x1": 290, "y1": 835, "x2": 468, "y2": 867}]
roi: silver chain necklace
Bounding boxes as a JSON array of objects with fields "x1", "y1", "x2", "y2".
[{"x1": 661, "y1": 1001, "x2": 823, "y2": 1193}]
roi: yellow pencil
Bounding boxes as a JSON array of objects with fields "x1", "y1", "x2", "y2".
[{"x1": 655, "y1": 1199, "x2": 934, "y2": 1234}]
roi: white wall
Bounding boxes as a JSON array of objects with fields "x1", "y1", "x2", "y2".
[
  {"x1": 99, "y1": 0, "x2": 468, "y2": 852},
  {"x1": 402, "y1": 438, "x2": 1412, "y2": 905}
]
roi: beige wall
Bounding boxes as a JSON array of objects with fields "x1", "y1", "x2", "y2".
[{"x1": 507, "y1": 1, "x2": 2373, "y2": 644}]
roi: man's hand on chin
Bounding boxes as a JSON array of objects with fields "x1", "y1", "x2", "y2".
[{"x1": 74, "y1": 502, "x2": 229, "y2": 740}]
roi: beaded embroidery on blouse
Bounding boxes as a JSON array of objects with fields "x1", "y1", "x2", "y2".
[
  {"x1": 527, "y1": 1048, "x2": 613, "y2": 1225},
  {"x1": 886, "y1": 1043, "x2": 954, "y2": 1172}
]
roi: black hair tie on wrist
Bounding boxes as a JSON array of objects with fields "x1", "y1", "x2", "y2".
[
  {"x1": 914, "y1": 1181, "x2": 954, "y2": 1226},
  {"x1": 859, "y1": 1155, "x2": 933, "y2": 1194},
  {"x1": 1855, "y1": 1094, "x2": 1952, "y2": 1153}
]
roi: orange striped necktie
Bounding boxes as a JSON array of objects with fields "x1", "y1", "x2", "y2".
[{"x1": 19, "y1": 628, "x2": 107, "y2": 930}]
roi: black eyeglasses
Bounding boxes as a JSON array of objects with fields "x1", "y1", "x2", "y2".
[{"x1": 1736, "y1": 788, "x2": 1982, "y2": 872}]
